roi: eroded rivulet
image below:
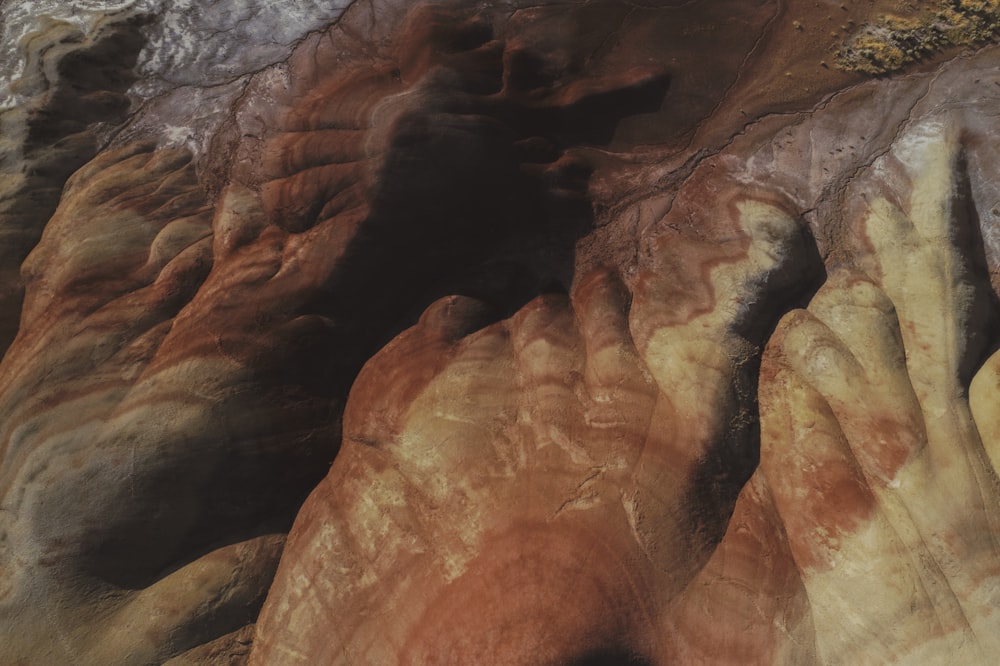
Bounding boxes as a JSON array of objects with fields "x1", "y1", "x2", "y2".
[{"x1": 2, "y1": 0, "x2": 1000, "y2": 664}]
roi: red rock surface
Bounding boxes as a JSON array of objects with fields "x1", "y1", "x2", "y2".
[{"x1": 3, "y1": 0, "x2": 1000, "y2": 664}]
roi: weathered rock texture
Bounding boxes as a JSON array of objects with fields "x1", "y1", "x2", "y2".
[{"x1": 3, "y1": 0, "x2": 1000, "y2": 664}]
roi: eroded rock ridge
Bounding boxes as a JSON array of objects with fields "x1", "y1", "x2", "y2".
[{"x1": 2, "y1": 1, "x2": 1000, "y2": 664}]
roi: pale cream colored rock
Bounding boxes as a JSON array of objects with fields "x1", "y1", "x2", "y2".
[{"x1": 761, "y1": 117, "x2": 1000, "y2": 664}]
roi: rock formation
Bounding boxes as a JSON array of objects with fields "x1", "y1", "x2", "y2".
[{"x1": 2, "y1": 0, "x2": 1000, "y2": 664}]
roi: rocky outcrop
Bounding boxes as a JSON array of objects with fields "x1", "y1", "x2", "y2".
[
  {"x1": 0, "y1": 14, "x2": 146, "y2": 355},
  {"x1": 3, "y1": 0, "x2": 1000, "y2": 664}
]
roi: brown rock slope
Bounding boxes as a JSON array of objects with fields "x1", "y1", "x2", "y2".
[
  {"x1": 3, "y1": 0, "x2": 1000, "y2": 664},
  {"x1": 0, "y1": 14, "x2": 146, "y2": 356}
]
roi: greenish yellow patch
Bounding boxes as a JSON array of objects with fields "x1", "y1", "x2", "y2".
[{"x1": 837, "y1": 0, "x2": 1000, "y2": 74}]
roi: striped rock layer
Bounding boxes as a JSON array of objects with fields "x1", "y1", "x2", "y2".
[{"x1": 2, "y1": 1, "x2": 1000, "y2": 664}]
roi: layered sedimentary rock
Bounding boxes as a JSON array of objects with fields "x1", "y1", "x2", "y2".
[{"x1": 3, "y1": 0, "x2": 1000, "y2": 664}]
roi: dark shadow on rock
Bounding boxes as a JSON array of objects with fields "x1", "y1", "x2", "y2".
[
  {"x1": 952, "y1": 149, "x2": 1000, "y2": 388},
  {"x1": 686, "y1": 217, "x2": 827, "y2": 553},
  {"x1": 569, "y1": 647, "x2": 653, "y2": 666},
  {"x1": 292, "y1": 28, "x2": 672, "y2": 402}
]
